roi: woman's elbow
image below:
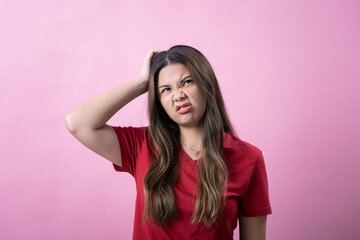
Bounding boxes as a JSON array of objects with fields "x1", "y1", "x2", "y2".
[{"x1": 64, "y1": 114, "x2": 77, "y2": 133}]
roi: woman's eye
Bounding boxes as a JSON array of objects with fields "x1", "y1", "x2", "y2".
[
  {"x1": 162, "y1": 88, "x2": 170, "y2": 93},
  {"x1": 184, "y1": 80, "x2": 192, "y2": 85}
]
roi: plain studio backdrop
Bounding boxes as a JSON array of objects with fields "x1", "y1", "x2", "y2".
[{"x1": 0, "y1": 0, "x2": 359, "y2": 239}]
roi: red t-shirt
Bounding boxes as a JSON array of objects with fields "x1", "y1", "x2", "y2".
[{"x1": 111, "y1": 126, "x2": 272, "y2": 240}]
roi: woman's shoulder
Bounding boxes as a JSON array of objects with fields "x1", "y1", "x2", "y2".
[
  {"x1": 223, "y1": 131, "x2": 262, "y2": 160},
  {"x1": 111, "y1": 125, "x2": 148, "y2": 131},
  {"x1": 110, "y1": 125, "x2": 149, "y2": 141}
]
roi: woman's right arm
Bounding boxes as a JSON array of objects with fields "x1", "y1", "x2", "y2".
[{"x1": 64, "y1": 49, "x2": 159, "y2": 167}]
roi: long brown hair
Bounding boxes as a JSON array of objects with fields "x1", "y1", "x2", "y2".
[{"x1": 144, "y1": 45, "x2": 235, "y2": 227}]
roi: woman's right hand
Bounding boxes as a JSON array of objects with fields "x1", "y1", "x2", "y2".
[{"x1": 138, "y1": 49, "x2": 161, "y2": 83}]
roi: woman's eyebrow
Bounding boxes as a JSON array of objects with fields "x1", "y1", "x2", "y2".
[
  {"x1": 158, "y1": 76, "x2": 191, "y2": 89},
  {"x1": 179, "y1": 76, "x2": 191, "y2": 85}
]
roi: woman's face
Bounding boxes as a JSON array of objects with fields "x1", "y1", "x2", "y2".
[{"x1": 157, "y1": 63, "x2": 207, "y2": 129}]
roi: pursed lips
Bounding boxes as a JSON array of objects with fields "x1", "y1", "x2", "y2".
[{"x1": 176, "y1": 103, "x2": 191, "y2": 111}]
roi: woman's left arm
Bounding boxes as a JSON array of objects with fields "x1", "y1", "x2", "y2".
[{"x1": 239, "y1": 215, "x2": 267, "y2": 240}]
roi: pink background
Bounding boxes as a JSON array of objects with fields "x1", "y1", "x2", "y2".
[{"x1": 1, "y1": 0, "x2": 359, "y2": 239}]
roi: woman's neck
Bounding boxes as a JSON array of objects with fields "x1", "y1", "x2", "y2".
[{"x1": 179, "y1": 126, "x2": 203, "y2": 149}]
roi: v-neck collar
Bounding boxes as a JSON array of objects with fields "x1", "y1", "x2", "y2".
[{"x1": 180, "y1": 145, "x2": 203, "y2": 164}]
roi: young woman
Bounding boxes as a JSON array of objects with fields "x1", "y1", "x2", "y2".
[{"x1": 65, "y1": 45, "x2": 272, "y2": 240}]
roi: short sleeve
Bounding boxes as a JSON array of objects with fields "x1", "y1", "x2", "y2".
[
  {"x1": 110, "y1": 126, "x2": 147, "y2": 176},
  {"x1": 239, "y1": 153, "x2": 272, "y2": 217}
]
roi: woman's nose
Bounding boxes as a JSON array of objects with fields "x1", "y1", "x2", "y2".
[{"x1": 173, "y1": 89, "x2": 186, "y2": 102}]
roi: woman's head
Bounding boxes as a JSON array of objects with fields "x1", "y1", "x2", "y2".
[
  {"x1": 148, "y1": 45, "x2": 233, "y2": 134},
  {"x1": 156, "y1": 62, "x2": 207, "y2": 129}
]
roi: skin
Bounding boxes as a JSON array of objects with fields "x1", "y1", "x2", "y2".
[
  {"x1": 157, "y1": 62, "x2": 207, "y2": 153},
  {"x1": 64, "y1": 49, "x2": 161, "y2": 169}
]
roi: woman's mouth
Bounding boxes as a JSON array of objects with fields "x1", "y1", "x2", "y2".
[
  {"x1": 177, "y1": 105, "x2": 192, "y2": 114},
  {"x1": 176, "y1": 103, "x2": 192, "y2": 114}
]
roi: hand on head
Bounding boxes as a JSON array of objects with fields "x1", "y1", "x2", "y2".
[{"x1": 138, "y1": 49, "x2": 162, "y2": 83}]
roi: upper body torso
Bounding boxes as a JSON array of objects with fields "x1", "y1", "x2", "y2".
[{"x1": 111, "y1": 126, "x2": 272, "y2": 240}]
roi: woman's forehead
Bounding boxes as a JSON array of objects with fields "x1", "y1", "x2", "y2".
[{"x1": 158, "y1": 63, "x2": 190, "y2": 85}]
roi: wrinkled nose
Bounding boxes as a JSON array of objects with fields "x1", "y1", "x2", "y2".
[{"x1": 173, "y1": 89, "x2": 186, "y2": 102}]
